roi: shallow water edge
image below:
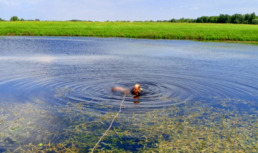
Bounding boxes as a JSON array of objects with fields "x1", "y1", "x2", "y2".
[
  {"x1": 1, "y1": 35, "x2": 258, "y2": 45},
  {"x1": 0, "y1": 97, "x2": 257, "y2": 152}
]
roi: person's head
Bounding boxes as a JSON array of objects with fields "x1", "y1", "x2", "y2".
[{"x1": 133, "y1": 84, "x2": 141, "y2": 95}]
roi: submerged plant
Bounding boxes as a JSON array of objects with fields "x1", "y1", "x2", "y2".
[{"x1": 0, "y1": 97, "x2": 257, "y2": 152}]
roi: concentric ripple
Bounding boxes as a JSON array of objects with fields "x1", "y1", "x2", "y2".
[{"x1": 1, "y1": 37, "x2": 258, "y2": 113}]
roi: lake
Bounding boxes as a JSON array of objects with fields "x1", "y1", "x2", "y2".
[{"x1": 0, "y1": 37, "x2": 257, "y2": 152}]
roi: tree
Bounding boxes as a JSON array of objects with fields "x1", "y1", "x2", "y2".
[
  {"x1": 231, "y1": 14, "x2": 244, "y2": 24},
  {"x1": 10, "y1": 16, "x2": 19, "y2": 21},
  {"x1": 203, "y1": 16, "x2": 209, "y2": 23},
  {"x1": 252, "y1": 19, "x2": 258, "y2": 24},
  {"x1": 169, "y1": 19, "x2": 176, "y2": 22},
  {"x1": 218, "y1": 14, "x2": 227, "y2": 23},
  {"x1": 196, "y1": 17, "x2": 203, "y2": 23},
  {"x1": 244, "y1": 14, "x2": 250, "y2": 24},
  {"x1": 250, "y1": 12, "x2": 256, "y2": 24},
  {"x1": 209, "y1": 16, "x2": 218, "y2": 23},
  {"x1": 196, "y1": 16, "x2": 209, "y2": 23},
  {"x1": 225, "y1": 14, "x2": 231, "y2": 23}
]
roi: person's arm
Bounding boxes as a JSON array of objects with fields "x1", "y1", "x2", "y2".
[{"x1": 112, "y1": 86, "x2": 130, "y2": 94}]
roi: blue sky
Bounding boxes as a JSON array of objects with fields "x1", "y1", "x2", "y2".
[{"x1": 1, "y1": 0, "x2": 257, "y2": 21}]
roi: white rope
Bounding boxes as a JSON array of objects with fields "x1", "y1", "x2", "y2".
[{"x1": 91, "y1": 94, "x2": 126, "y2": 153}]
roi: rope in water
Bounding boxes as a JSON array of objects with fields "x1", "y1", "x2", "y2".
[{"x1": 91, "y1": 94, "x2": 126, "y2": 153}]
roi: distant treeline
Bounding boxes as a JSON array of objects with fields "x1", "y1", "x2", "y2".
[
  {"x1": 0, "y1": 16, "x2": 40, "y2": 21},
  {"x1": 196, "y1": 13, "x2": 257, "y2": 24},
  {"x1": 163, "y1": 13, "x2": 258, "y2": 24},
  {"x1": 1, "y1": 13, "x2": 258, "y2": 24}
]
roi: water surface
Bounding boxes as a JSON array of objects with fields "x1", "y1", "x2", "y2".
[{"x1": 0, "y1": 37, "x2": 257, "y2": 152}]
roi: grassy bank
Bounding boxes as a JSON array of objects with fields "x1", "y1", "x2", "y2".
[{"x1": 0, "y1": 21, "x2": 258, "y2": 42}]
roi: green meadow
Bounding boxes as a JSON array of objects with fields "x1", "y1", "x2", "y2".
[{"x1": 1, "y1": 21, "x2": 258, "y2": 42}]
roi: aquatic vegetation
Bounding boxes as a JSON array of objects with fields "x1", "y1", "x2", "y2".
[
  {"x1": 0, "y1": 22, "x2": 258, "y2": 42},
  {"x1": 0, "y1": 97, "x2": 257, "y2": 152}
]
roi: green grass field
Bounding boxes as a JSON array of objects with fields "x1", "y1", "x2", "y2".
[{"x1": 1, "y1": 21, "x2": 258, "y2": 42}]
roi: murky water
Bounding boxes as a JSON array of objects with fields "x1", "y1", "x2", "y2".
[{"x1": 0, "y1": 37, "x2": 257, "y2": 152}]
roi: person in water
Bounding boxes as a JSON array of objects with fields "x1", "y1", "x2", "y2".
[{"x1": 112, "y1": 83, "x2": 143, "y2": 98}]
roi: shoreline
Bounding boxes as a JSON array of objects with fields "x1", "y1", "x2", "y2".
[{"x1": 1, "y1": 35, "x2": 258, "y2": 45}]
